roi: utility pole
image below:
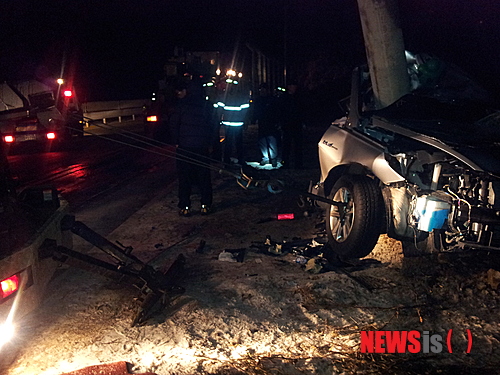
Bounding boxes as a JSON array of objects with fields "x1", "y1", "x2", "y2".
[
  {"x1": 283, "y1": 0, "x2": 288, "y2": 86},
  {"x1": 357, "y1": 0, "x2": 410, "y2": 109}
]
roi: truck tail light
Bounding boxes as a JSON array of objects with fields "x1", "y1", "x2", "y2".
[
  {"x1": 3, "y1": 135, "x2": 14, "y2": 143},
  {"x1": 146, "y1": 115, "x2": 158, "y2": 122},
  {"x1": 46, "y1": 132, "x2": 56, "y2": 140},
  {"x1": 1, "y1": 275, "x2": 19, "y2": 300}
]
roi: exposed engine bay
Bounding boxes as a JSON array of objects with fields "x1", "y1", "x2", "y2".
[{"x1": 375, "y1": 122, "x2": 500, "y2": 252}]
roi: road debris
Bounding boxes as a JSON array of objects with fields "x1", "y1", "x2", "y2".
[{"x1": 218, "y1": 251, "x2": 237, "y2": 262}]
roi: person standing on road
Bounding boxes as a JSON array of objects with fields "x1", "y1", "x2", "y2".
[
  {"x1": 168, "y1": 80, "x2": 215, "y2": 216},
  {"x1": 279, "y1": 81, "x2": 305, "y2": 169},
  {"x1": 217, "y1": 84, "x2": 250, "y2": 167},
  {"x1": 251, "y1": 83, "x2": 281, "y2": 167}
]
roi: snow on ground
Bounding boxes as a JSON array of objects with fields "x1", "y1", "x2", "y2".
[{"x1": 2, "y1": 126, "x2": 500, "y2": 375}]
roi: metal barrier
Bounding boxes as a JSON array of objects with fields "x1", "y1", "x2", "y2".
[{"x1": 82, "y1": 99, "x2": 151, "y2": 124}]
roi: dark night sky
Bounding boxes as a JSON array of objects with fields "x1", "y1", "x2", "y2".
[{"x1": 0, "y1": 0, "x2": 499, "y2": 102}]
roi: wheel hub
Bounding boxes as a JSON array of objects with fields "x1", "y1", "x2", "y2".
[{"x1": 329, "y1": 187, "x2": 354, "y2": 242}]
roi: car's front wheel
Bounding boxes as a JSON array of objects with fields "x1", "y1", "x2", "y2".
[{"x1": 324, "y1": 174, "x2": 383, "y2": 260}]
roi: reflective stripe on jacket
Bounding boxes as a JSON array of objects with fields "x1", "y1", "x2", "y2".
[{"x1": 215, "y1": 101, "x2": 249, "y2": 127}]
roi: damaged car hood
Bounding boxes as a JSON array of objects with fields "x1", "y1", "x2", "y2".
[{"x1": 371, "y1": 94, "x2": 500, "y2": 174}]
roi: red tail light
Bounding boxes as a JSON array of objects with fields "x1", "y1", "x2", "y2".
[
  {"x1": 46, "y1": 132, "x2": 56, "y2": 140},
  {"x1": 277, "y1": 213, "x2": 295, "y2": 220},
  {"x1": 146, "y1": 115, "x2": 158, "y2": 122},
  {"x1": 63, "y1": 90, "x2": 73, "y2": 98},
  {"x1": 1, "y1": 275, "x2": 19, "y2": 300},
  {"x1": 3, "y1": 135, "x2": 14, "y2": 143}
]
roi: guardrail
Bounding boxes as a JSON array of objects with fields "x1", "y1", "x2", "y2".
[{"x1": 82, "y1": 99, "x2": 151, "y2": 124}]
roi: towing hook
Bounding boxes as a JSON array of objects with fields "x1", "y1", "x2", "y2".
[
  {"x1": 60, "y1": 214, "x2": 144, "y2": 270},
  {"x1": 63, "y1": 215, "x2": 134, "y2": 254},
  {"x1": 56, "y1": 214, "x2": 188, "y2": 326}
]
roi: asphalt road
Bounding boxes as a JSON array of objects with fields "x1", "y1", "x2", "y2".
[{"x1": 6, "y1": 120, "x2": 177, "y2": 244}]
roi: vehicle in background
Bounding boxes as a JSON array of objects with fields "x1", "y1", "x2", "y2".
[
  {"x1": 0, "y1": 79, "x2": 84, "y2": 152},
  {"x1": 313, "y1": 53, "x2": 500, "y2": 260},
  {"x1": 143, "y1": 95, "x2": 163, "y2": 139}
]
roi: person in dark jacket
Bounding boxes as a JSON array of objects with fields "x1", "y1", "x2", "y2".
[
  {"x1": 279, "y1": 81, "x2": 305, "y2": 169},
  {"x1": 168, "y1": 80, "x2": 214, "y2": 216},
  {"x1": 217, "y1": 85, "x2": 250, "y2": 166},
  {"x1": 251, "y1": 83, "x2": 280, "y2": 167}
]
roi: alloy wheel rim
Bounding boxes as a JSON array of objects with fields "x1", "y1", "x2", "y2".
[{"x1": 329, "y1": 187, "x2": 354, "y2": 243}]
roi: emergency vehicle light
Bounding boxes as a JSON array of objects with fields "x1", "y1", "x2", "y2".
[
  {"x1": 46, "y1": 132, "x2": 56, "y2": 140},
  {"x1": 63, "y1": 90, "x2": 73, "y2": 98},
  {"x1": 3, "y1": 135, "x2": 14, "y2": 143},
  {"x1": 1, "y1": 275, "x2": 19, "y2": 300}
]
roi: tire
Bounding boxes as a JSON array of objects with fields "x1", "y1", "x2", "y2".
[
  {"x1": 402, "y1": 230, "x2": 442, "y2": 257},
  {"x1": 324, "y1": 174, "x2": 383, "y2": 259}
]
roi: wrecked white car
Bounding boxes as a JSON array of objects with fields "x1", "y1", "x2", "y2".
[{"x1": 313, "y1": 59, "x2": 500, "y2": 260}]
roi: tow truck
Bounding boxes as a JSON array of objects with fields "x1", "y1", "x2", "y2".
[
  {"x1": 0, "y1": 78, "x2": 84, "y2": 151},
  {"x1": 0, "y1": 141, "x2": 184, "y2": 358},
  {"x1": 0, "y1": 141, "x2": 71, "y2": 353}
]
